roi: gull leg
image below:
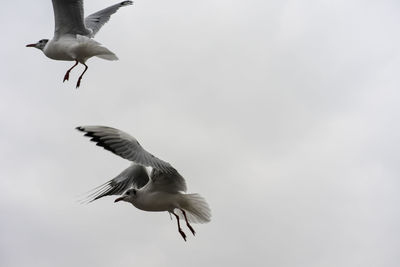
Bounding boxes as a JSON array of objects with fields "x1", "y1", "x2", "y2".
[
  {"x1": 76, "y1": 63, "x2": 88, "y2": 88},
  {"x1": 180, "y1": 209, "x2": 196, "y2": 236},
  {"x1": 63, "y1": 60, "x2": 79, "y2": 82},
  {"x1": 172, "y1": 211, "x2": 186, "y2": 241}
]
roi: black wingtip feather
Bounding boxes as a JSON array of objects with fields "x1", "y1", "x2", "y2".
[
  {"x1": 121, "y1": 1, "x2": 133, "y2": 6},
  {"x1": 77, "y1": 128, "x2": 116, "y2": 154}
]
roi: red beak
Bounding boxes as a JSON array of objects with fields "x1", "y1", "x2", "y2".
[
  {"x1": 26, "y1": 43, "x2": 36, "y2": 47},
  {"x1": 114, "y1": 196, "x2": 125, "y2": 203}
]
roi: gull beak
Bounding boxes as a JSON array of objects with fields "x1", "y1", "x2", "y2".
[
  {"x1": 26, "y1": 43, "x2": 36, "y2": 48},
  {"x1": 114, "y1": 196, "x2": 125, "y2": 203}
]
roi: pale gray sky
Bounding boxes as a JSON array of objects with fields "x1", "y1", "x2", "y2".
[{"x1": 1, "y1": 0, "x2": 400, "y2": 266}]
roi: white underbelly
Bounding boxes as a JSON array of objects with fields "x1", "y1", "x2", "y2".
[
  {"x1": 133, "y1": 192, "x2": 180, "y2": 212},
  {"x1": 43, "y1": 39, "x2": 76, "y2": 61}
]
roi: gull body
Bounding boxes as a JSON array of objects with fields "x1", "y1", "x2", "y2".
[
  {"x1": 130, "y1": 189, "x2": 179, "y2": 212},
  {"x1": 26, "y1": 0, "x2": 133, "y2": 88},
  {"x1": 77, "y1": 126, "x2": 211, "y2": 241},
  {"x1": 43, "y1": 35, "x2": 116, "y2": 62}
]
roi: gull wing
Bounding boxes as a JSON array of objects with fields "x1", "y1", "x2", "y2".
[
  {"x1": 85, "y1": 1, "x2": 133, "y2": 37},
  {"x1": 52, "y1": 0, "x2": 91, "y2": 39},
  {"x1": 76, "y1": 126, "x2": 176, "y2": 174},
  {"x1": 84, "y1": 164, "x2": 149, "y2": 203},
  {"x1": 149, "y1": 168, "x2": 187, "y2": 193}
]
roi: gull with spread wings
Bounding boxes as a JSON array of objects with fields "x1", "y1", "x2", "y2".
[
  {"x1": 26, "y1": 0, "x2": 133, "y2": 88},
  {"x1": 77, "y1": 126, "x2": 211, "y2": 241}
]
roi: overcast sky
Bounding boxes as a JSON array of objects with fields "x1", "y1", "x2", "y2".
[{"x1": 1, "y1": 0, "x2": 400, "y2": 266}]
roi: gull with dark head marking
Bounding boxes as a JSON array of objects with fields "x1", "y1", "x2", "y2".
[
  {"x1": 76, "y1": 126, "x2": 211, "y2": 241},
  {"x1": 26, "y1": 0, "x2": 133, "y2": 88}
]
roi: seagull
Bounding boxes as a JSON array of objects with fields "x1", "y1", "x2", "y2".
[
  {"x1": 76, "y1": 126, "x2": 211, "y2": 241},
  {"x1": 26, "y1": 0, "x2": 133, "y2": 88}
]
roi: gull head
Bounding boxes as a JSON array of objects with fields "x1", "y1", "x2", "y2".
[
  {"x1": 114, "y1": 188, "x2": 137, "y2": 204},
  {"x1": 26, "y1": 39, "x2": 49, "y2": 51}
]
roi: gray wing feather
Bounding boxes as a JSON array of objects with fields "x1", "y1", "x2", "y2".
[
  {"x1": 76, "y1": 126, "x2": 176, "y2": 174},
  {"x1": 52, "y1": 0, "x2": 91, "y2": 39},
  {"x1": 84, "y1": 164, "x2": 149, "y2": 202},
  {"x1": 85, "y1": 1, "x2": 133, "y2": 37},
  {"x1": 149, "y1": 168, "x2": 187, "y2": 193}
]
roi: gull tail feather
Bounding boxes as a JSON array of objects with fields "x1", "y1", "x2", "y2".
[
  {"x1": 75, "y1": 35, "x2": 118, "y2": 61},
  {"x1": 179, "y1": 194, "x2": 211, "y2": 224},
  {"x1": 96, "y1": 52, "x2": 118, "y2": 61}
]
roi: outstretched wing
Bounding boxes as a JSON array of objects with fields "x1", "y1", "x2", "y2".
[
  {"x1": 52, "y1": 0, "x2": 91, "y2": 39},
  {"x1": 149, "y1": 168, "x2": 187, "y2": 193},
  {"x1": 84, "y1": 164, "x2": 149, "y2": 203},
  {"x1": 76, "y1": 126, "x2": 176, "y2": 174},
  {"x1": 85, "y1": 1, "x2": 133, "y2": 37}
]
